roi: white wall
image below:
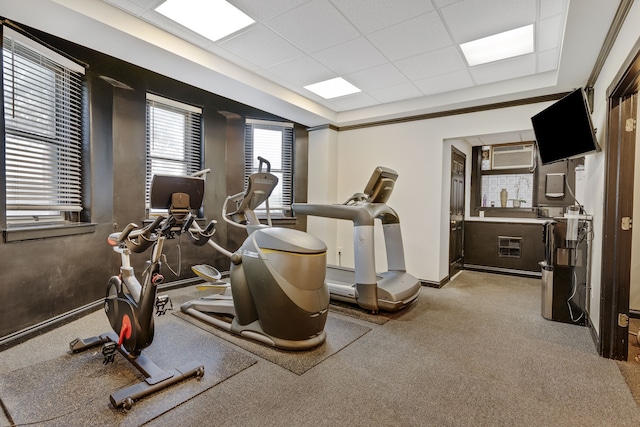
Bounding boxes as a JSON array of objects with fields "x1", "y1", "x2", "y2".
[{"x1": 307, "y1": 127, "x2": 339, "y2": 265}]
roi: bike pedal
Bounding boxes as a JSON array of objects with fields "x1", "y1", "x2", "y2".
[
  {"x1": 102, "y1": 342, "x2": 117, "y2": 364},
  {"x1": 155, "y1": 295, "x2": 173, "y2": 316}
]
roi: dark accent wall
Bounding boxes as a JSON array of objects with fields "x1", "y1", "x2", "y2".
[{"x1": 0, "y1": 20, "x2": 309, "y2": 343}]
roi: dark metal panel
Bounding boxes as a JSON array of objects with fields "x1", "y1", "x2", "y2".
[{"x1": 464, "y1": 221, "x2": 545, "y2": 273}]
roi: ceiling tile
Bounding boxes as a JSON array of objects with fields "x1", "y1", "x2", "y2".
[
  {"x1": 395, "y1": 46, "x2": 465, "y2": 81},
  {"x1": 538, "y1": 48, "x2": 559, "y2": 73},
  {"x1": 312, "y1": 37, "x2": 388, "y2": 75},
  {"x1": 441, "y1": 0, "x2": 536, "y2": 43},
  {"x1": 219, "y1": 24, "x2": 303, "y2": 68},
  {"x1": 469, "y1": 54, "x2": 537, "y2": 85},
  {"x1": 538, "y1": 14, "x2": 563, "y2": 52},
  {"x1": 367, "y1": 11, "x2": 453, "y2": 61},
  {"x1": 327, "y1": 92, "x2": 380, "y2": 111},
  {"x1": 433, "y1": 0, "x2": 461, "y2": 7},
  {"x1": 267, "y1": 55, "x2": 336, "y2": 86},
  {"x1": 369, "y1": 82, "x2": 423, "y2": 103},
  {"x1": 330, "y1": 0, "x2": 434, "y2": 34},
  {"x1": 413, "y1": 69, "x2": 474, "y2": 96},
  {"x1": 228, "y1": 0, "x2": 310, "y2": 21},
  {"x1": 540, "y1": 0, "x2": 567, "y2": 20},
  {"x1": 345, "y1": 63, "x2": 409, "y2": 91},
  {"x1": 265, "y1": 0, "x2": 360, "y2": 53}
]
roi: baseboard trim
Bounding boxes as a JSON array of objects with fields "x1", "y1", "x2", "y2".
[
  {"x1": 421, "y1": 277, "x2": 448, "y2": 288},
  {"x1": 588, "y1": 317, "x2": 600, "y2": 354},
  {"x1": 0, "y1": 300, "x2": 103, "y2": 352},
  {"x1": 464, "y1": 264, "x2": 542, "y2": 278},
  {"x1": 0, "y1": 276, "x2": 203, "y2": 352}
]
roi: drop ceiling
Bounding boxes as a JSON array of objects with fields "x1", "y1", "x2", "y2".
[{"x1": 0, "y1": 0, "x2": 621, "y2": 127}]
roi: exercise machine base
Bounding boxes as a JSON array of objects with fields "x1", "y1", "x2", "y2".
[{"x1": 69, "y1": 331, "x2": 204, "y2": 409}]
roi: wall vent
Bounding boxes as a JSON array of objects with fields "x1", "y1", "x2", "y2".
[{"x1": 492, "y1": 144, "x2": 534, "y2": 169}]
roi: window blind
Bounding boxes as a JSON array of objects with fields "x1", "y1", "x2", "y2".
[
  {"x1": 145, "y1": 94, "x2": 202, "y2": 209},
  {"x1": 3, "y1": 28, "x2": 84, "y2": 219},
  {"x1": 244, "y1": 119, "x2": 293, "y2": 214}
]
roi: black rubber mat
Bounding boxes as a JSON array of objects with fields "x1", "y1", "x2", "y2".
[
  {"x1": 174, "y1": 311, "x2": 371, "y2": 375},
  {"x1": 0, "y1": 314, "x2": 256, "y2": 427}
]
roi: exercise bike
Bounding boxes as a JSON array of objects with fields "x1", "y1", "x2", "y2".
[
  {"x1": 70, "y1": 174, "x2": 215, "y2": 410},
  {"x1": 181, "y1": 157, "x2": 330, "y2": 351}
]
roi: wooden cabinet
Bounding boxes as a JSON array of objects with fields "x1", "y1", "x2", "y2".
[{"x1": 464, "y1": 220, "x2": 545, "y2": 276}]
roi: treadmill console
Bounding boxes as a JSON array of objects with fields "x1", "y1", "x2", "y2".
[{"x1": 363, "y1": 166, "x2": 398, "y2": 203}]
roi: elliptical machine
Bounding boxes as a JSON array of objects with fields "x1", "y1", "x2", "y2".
[
  {"x1": 70, "y1": 174, "x2": 215, "y2": 410},
  {"x1": 181, "y1": 157, "x2": 329, "y2": 351}
]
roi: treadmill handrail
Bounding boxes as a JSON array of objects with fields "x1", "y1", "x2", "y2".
[{"x1": 292, "y1": 202, "x2": 400, "y2": 226}]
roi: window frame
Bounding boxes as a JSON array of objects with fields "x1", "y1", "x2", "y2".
[
  {"x1": 0, "y1": 25, "x2": 95, "y2": 243},
  {"x1": 2, "y1": 27, "x2": 85, "y2": 226},
  {"x1": 244, "y1": 119, "x2": 294, "y2": 218},
  {"x1": 145, "y1": 93, "x2": 203, "y2": 217}
]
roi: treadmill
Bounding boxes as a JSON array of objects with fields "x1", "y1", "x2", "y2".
[{"x1": 292, "y1": 166, "x2": 421, "y2": 312}]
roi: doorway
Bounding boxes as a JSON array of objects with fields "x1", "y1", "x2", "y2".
[
  {"x1": 601, "y1": 40, "x2": 640, "y2": 360},
  {"x1": 449, "y1": 147, "x2": 465, "y2": 279}
]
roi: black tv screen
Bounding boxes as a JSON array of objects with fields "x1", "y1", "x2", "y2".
[{"x1": 531, "y1": 88, "x2": 600, "y2": 165}]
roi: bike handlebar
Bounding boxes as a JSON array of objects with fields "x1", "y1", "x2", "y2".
[{"x1": 107, "y1": 216, "x2": 164, "y2": 254}]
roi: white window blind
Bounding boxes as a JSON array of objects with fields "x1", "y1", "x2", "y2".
[
  {"x1": 244, "y1": 119, "x2": 293, "y2": 215},
  {"x1": 3, "y1": 28, "x2": 84, "y2": 222},
  {"x1": 145, "y1": 94, "x2": 202, "y2": 210}
]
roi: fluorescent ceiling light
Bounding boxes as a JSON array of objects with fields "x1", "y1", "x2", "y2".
[
  {"x1": 155, "y1": 0, "x2": 254, "y2": 42},
  {"x1": 460, "y1": 24, "x2": 534, "y2": 66},
  {"x1": 304, "y1": 78, "x2": 361, "y2": 99}
]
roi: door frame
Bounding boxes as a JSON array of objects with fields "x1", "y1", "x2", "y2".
[
  {"x1": 449, "y1": 146, "x2": 466, "y2": 279},
  {"x1": 600, "y1": 38, "x2": 640, "y2": 360}
]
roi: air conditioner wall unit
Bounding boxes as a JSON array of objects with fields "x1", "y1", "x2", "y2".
[{"x1": 492, "y1": 144, "x2": 534, "y2": 169}]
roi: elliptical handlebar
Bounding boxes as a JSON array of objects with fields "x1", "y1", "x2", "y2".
[
  {"x1": 191, "y1": 168, "x2": 211, "y2": 178},
  {"x1": 186, "y1": 214, "x2": 217, "y2": 246},
  {"x1": 257, "y1": 156, "x2": 270, "y2": 173}
]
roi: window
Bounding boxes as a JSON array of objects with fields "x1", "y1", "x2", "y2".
[
  {"x1": 244, "y1": 119, "x2": 293, "y2": 216},
  {"x1": 145, "y1": 93, "x2": 202, "y2": 213},
  {"x1": 3, "y1": 27, "x2": 84, "y2": 224}
]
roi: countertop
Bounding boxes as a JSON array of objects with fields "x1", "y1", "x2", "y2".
[{"x1": 465, "y1": 216, "x2": 551, "y2": 224}]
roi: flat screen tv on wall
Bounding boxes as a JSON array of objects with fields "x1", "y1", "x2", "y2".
[{"x1": 531, "y1": 88, "x2": 601, "y2": 165}]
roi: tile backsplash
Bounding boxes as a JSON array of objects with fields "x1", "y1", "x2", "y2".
[{"x1": 481, "y1": 173, "x2": 534, "y2": 208}]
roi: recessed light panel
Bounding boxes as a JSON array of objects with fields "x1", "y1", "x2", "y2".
[
  {"x1": 460, "y1": 24, "x2": 534, "y2": 67},
  {"x1": 304, "y1": 77, "x2": 361, "y2": 99},
  {"x1": 155, "y1": 0, "x2": 254, "y2": 42}
]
